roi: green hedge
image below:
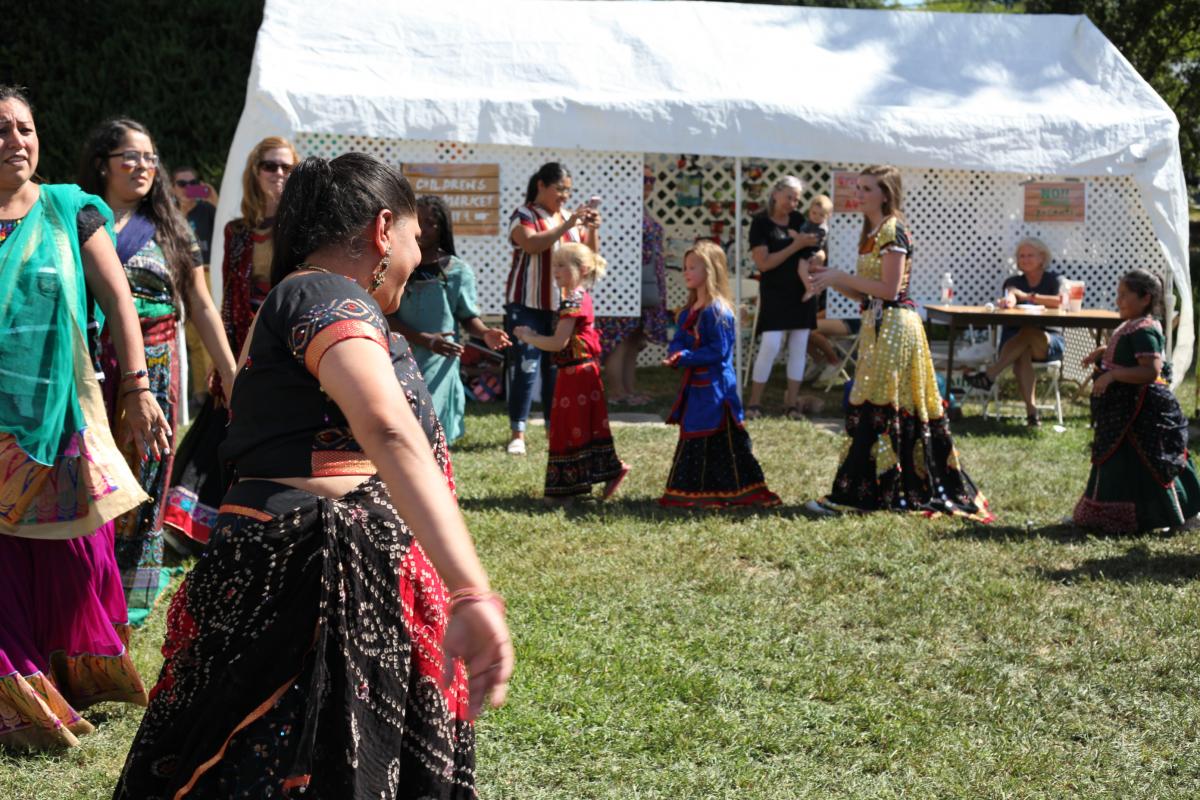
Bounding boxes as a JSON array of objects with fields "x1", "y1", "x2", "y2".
[{"x1": 2, "y1": 0, "x2": 264, "y2": 185}]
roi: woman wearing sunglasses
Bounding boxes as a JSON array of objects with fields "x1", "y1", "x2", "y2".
[
  {"x1": 162, "y1": 137, "x2": 297, "y2": 552},
  {"x1": 77, "y1": 119, "x2": 237, "y2": 623}
]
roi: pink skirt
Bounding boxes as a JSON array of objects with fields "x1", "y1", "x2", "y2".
[{"x1": 0, "y1": 522, "x2": 148, "y2": 749}]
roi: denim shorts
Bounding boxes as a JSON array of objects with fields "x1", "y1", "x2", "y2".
[{"x1": 999, "y1": 327, "x2": 1065, "y2": 362}]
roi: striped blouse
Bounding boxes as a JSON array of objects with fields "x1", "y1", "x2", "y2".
[{"x1": 505, "y1": 204, "x2": 585, "y2": 311}]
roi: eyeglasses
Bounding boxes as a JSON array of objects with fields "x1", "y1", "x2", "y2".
[
  {"x1": 108, "y1": 150, "x2": 159, "y2": 168},
  {"x1": 174, "y1": 178, "x2": 201, "y2": 187},
  {"x1": 258, "y1": 160, "x2": 294, "y2": 175}
]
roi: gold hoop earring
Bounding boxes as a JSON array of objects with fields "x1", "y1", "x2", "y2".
[{"x1": 369, "y1": 245, "x2": 392, "y2": 292}]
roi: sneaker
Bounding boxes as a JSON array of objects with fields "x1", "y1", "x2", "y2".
[
  {"x1": 506, "y1": 437, "x2": 526, "y2": 455},
  {"x1": 815, "y1": 362, "x2": 846, "y2": 389}
]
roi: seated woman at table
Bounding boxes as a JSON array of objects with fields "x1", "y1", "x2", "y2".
[{"x1": 963, "y1": 237, "x2": 1064, "y2": 427}]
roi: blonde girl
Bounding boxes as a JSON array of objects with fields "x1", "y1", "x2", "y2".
[
  {"x1": 660, "y1": 241, "x2": 780, "y2": 507},
  {"x1": 513, "y1": 243, "x2": 628, "y2": 501}
]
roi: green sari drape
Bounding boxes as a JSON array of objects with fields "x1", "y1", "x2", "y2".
[{"x1": 0, "y1": 184, "x2": 148, "y2": 539}]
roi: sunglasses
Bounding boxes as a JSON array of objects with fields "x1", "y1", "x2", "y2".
[
  {"x1": 108, "y1": 150, "x2": 159, "y2": 168},
  {"x1": 174, "y1": 178, "x2": 201, "y2": 187},
  {"x1": 643, "y1": 175, "x2": 657, "y2": 187},
  {"x1": 258, "y1": 160, "x2": 294, "y2": 175}
]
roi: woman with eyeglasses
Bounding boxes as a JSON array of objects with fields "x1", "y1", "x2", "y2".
[
  {"x1": 0, "y1": 86, "x2": 168, "y2": 749},
  {"x1": 77, "y1": 118, "x2": 237, "y2": 623},
  {"x1": 161, "y1": 137, "x2": 297, "y2": 551},
  {"x1": 503, "y1": 161, "x2": 599, "y2": 455}
]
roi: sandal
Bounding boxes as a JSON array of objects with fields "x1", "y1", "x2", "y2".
[
  {"x1": 963, "y1": 370, "x2": 994, "y2": 391},
  {"x1": 603, "y1": 462, "x2": 631, "y2": 500},
  {"x1": 625, "y1": 393, "x2": 652, "y2": 405},
  {"x1": 785, "y1": 404, "x2": 805, "y2": 421},
  {"x1": 744, "y1": 405, "x2": 764, "y2": 420},
  {"x1": 1026, "y1": 410, "x2": 1041, "y2": 428}
]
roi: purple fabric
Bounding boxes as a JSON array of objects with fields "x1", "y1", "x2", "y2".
[
  {"x1": 0, "y1": 523, "x2": 129, "y2": 679},
  {"x1": 115, "y1": 212, "x2": 156, "y2": 265}
]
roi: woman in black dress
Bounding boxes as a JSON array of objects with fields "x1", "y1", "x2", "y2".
[{"x1": 745, "y1": 176, "x2": 822, "y2": 418}]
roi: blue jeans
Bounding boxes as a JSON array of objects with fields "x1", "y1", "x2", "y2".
[{"x1": 504, "y1": 303, "x2": 557, "y2": 433}]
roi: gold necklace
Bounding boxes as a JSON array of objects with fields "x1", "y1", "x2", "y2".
[{"x1": 296, "y1": 261, "x2": 333, "y2": 274}]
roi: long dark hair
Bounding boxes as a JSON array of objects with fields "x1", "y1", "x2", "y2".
[
  {"x1": 78, "y1": 118, "x2": 195, "y2": 312},
  {"x1": 416, "y1": 194, "x2": 456, "y2": 257},
  {"x1": 525, "y1": 162, "x2": 570, "y2": 205},
  {"x1": 271, "y1": 153, "x2": 417, "y2": 287},
  {"x1": 1120, "y1": 268, "x2": 1165, "y2": 320}
]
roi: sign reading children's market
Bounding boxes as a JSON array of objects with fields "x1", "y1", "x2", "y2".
[
  {"x1": 1023, "y1": 182, "x2": 1086, "y2": 223},
  {"x1": 401, "y1": 163, "x2": 501, "y2": 236}
]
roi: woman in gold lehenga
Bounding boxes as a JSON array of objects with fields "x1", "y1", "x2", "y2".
[{"x1": 806, "y1": 165, "x2": 992, "y2": 521}]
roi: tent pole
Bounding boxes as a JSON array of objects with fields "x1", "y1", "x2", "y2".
[{"x1": 734, "y1": 156, "x2": 743, "y2": 400}]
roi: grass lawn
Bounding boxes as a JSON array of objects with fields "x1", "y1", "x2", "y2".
[{"x1": 4, "y1": 368, "x2": 1200, "y2": 798}]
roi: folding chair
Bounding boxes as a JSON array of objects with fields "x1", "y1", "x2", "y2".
[{"x1": 968, "y1": 327, "x2": 1064, "y2": 425}]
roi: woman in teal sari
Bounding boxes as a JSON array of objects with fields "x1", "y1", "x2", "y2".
[
  {"x1": 0, "y1": 86, "x2": 169, "y2": 748},
  {"x1": 388, "y1": 196, "x2": 509, "y2": 444}
]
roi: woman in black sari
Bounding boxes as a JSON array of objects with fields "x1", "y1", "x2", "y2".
[{"x1": 114, "y1": 154, "x2": 512, "y2": 799}]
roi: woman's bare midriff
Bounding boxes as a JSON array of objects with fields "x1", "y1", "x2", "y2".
[{"x1": 238, "y1": 473, "x2": 377, "y2": 499}]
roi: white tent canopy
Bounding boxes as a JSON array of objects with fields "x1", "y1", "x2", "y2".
[{"x1": 215, "y1": 0, "x2": 1192, "y2": 378}]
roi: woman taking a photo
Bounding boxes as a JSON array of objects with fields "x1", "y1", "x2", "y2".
[
  {"x1": 503, "y1": 161, "x2": 598, "y2": 455},
  {"x1": 77, "y1": 118, "x2": 237, "y2": 623},
  {"x1": 115, "y1": 153, "x2": 512, "y2": 798},
  {"x1": 0, "y1": 86, "x2": 168, "y2": 749}
]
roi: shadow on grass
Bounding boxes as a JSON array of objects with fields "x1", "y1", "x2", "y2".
[
  {"x1": 1037, "y1": 544, "x2": 1200, "y2": 584},
  {"x1": 456, "y1": 493, "x2": 823, "y2": 522},
  {"x1": 943, "y1": 522, "x2": 1094, "y2": 544}
]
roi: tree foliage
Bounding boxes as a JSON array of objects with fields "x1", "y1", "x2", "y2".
[{"x1": 0, "y1": 0, "x2": 263, "y2": 184}]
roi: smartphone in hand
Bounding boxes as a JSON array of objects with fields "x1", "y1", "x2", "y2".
[{"x1": 185, "y1": 184, "x2": 211, "y2": 200}]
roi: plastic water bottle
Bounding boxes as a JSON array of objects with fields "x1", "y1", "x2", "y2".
[{"x1": 940, "y1": 272, "x2": 955, "y2": 304}]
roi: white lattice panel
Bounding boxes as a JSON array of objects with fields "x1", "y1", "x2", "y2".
[
  {"x1": 295, "y1": 134, "x2": 642, "y2": 317},
  {"x1": 640, "y1": 155, "x2": 1168, "y2": 380}
]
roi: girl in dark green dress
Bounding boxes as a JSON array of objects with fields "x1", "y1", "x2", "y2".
[{"x1": 1073, "y1": 269, "x2": 1200, "y2": 533}]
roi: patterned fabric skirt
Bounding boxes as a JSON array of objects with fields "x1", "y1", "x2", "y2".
[
  {"x1": 1073, "y1": 381, "x2": 1200, "y2": 533},
  {"x1": 545, "y1": 360, "x2": 625, "y2": 496},
  {"x1": 595, "y1": 306, "x2": 671, "y2": 361},
  {"x1": 163, "y1": 396, "x2": 230, "y2": 553},
  {"x1": 0, "y1": 522, "x2": 148, "y2": 749},
  {"x1": 817, "y1": 401, "x2": 992, "y2": 521},
  {"x1": 660, "y1": 410, "x2": 781, "y2": 508},
  {"x1": 113, "y1": 478, "x2": 476, "y2": 799},
  {"x1": 101, "y1": 315, "x2": 180, "y2": 626}
]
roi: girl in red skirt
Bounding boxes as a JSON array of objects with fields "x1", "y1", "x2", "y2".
[{"x1": 514, "y1": 243, "x2": 630, "y2": 503}]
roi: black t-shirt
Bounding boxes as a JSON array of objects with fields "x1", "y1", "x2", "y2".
[
  {"x1": 220, "y1": 272, "x2": 441, "y2": 479},
  {"x1": 187, "y1": 201, "x2": 217, "y2": 265},
  {"x1": 748, "y1": 211, "x2": 817, "y2": 331},
  {"x1": 1003, "y1": 270, "x2": 1063, "y2": 335}
]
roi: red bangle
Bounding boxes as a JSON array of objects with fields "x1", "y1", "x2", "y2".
[{"x1": 448, "y1": 588, "x2": 506, "y2": 616}]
